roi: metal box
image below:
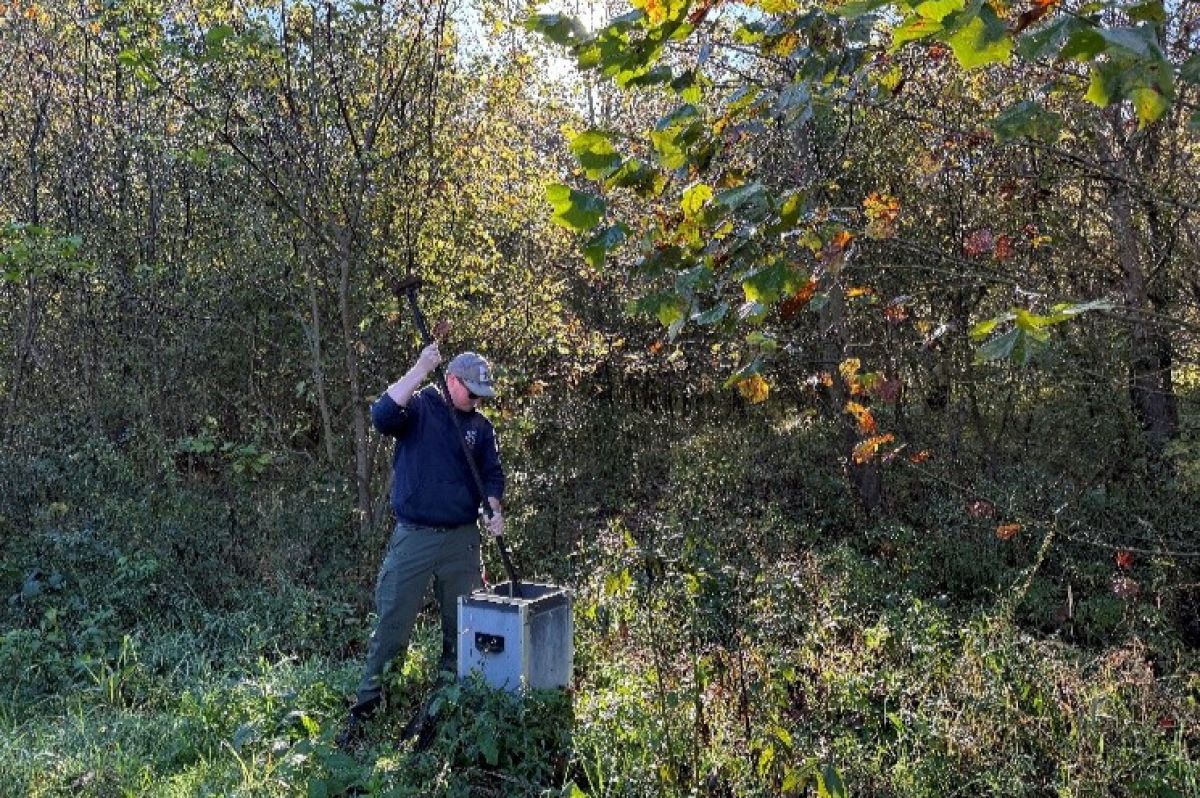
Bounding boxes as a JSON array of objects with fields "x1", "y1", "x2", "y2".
[{"x1": 457, "y1": 581, "x2": 573, "y2": 691}]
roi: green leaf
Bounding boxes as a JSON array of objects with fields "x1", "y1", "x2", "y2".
[
  {"x1": 714, "y1": 182, "x2": 769, "y2": 215},
  {"x1": 635, "y1": 245, "x2": 685, "y2": 276},
  {"x1": 1014, "y1": 308, "x2": 1056, "y2": 335},
  {"x1": 915, "y1": 0, "x2": 964, "y2": 22},
  {"x1": 632, "y1": 292, "x2": 689, "y2": 327},
  {"x1": 944, "y1": 4, "x2": 1012, "y2": 70},
  {"x1": 693, "y1": 302, "x2": 729, "y2": 325},
  {"x1": 651, "y1": 128, "x2": 688, "y2": 170},
  {"x1": 990, "y1": 100, "x2": 1063, "y2": 143},
  {"x1": 232, "y1": 722, "x2": 259, "y2": 750},
  {"x1": 479, "y1": 731, "x2": 499, "y2": 766},
  {"x1": 891, "y1": 15, "x2": 944, "y2": 49},
  {"x1": 835, "y1": 0, "x2": 892, "y2": 18},
  {"x1": 672, "y1": 69, "x2": 705, "y2": 103},
  {"x1": 675, "y1": 264, "x2": 712, "y2": 293},
  {"x1": 583, "y1": 223, "x2": 630, "y2": 268},
  {"x1": 969, "y1": 316, "x2": 1005, "y2": 341},
  {"x1": 606, "y1": 158, "x2": 666, "y2": 197},
  {"x1": 1190, "y1": 109, "x2": 1200, "y2": 132},
  {"x1": 776, "y1": 191, "x2": 807, "y2": 230},
  {"x1": 1182, "y1": 54, "x2": 1200, "y2": 85},
  {"x1": 525, "y1": 13, "x2": 589, "y2": 46},
  {"x1": 1053, "y1": 299, "x2": 1113, "y2": 316},
  {"x1": 1130, "y1": 86, "x2": 1169, "y2": 127},
  {"x1": 818, "y1": 765, "x2": 848, "y2": 798},
  {"x1": 1061, "y1": 28, "x2": 1106, "y2": 61},
  {"x1": 570, "y1": 131, "x2": 622, "y2": 180},
  {"x1": 975, "y1": 328, "x2": 1019, "y2": 361},
  {"x1": 546, "y1": 184, "x2": 605, "y2": 232},
  {"x1": 655, "y1": 103, "x2": 701, "y2": 132},
  {"x1": 1015, "y1": 16, "x2": 1075, "y2": 61},
  {"x1": 742, "y1": 260, "x2": 803, "y2": 305},
  {"x1": 775, "y1": 82, "x2": 813, "y2": 127},
  {"x1": 561, "y1": 782, "x2": 589, "y2": 798},
  {"x1": 722, "y1": 356, "x2": 764, "y2": 389},
  {"x1": 1097, "y1": 26, "x2": 1157, "y2": 59},
  {"x1": 205, "y1": 25, "x2": 236, "y2": 47},
  {"x1": 681, "y1": 183, "x2": 713, "y2": 218},
  {"x1": 1127, "y1": 1, "x2": 1165, "y2": 23},
  {"x1": 1085, "y1": 62, "x2": 1125, "y2": 107},
  {"x1": 624, "y1": 65, "x2": 673, "y2": 87}
]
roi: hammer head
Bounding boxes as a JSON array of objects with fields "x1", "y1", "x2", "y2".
[{"x1": 393, "y1": 275, "x2": 423, "y2": 298}]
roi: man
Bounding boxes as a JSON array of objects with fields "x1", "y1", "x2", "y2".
[{"x1": 340, "y1": 343, "x2": 504, "y2": 744}]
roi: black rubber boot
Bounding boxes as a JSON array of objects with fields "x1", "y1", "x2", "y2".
[{"x1": 336, "y1": 696, "x2": 381, "y2": 749}]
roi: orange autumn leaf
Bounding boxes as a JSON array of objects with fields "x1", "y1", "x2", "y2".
[
  {"x1": 737, "y1": 373, "x2": 770, "y2": 404},
  {"x1": 805, "y1": 371, "x2": 834, "y2": 389},
  {"x1": 908, "y1": 449, "x2": 931, "y2": 464},
  {"x1": 852, "y1": 433, "x2": 895, "y2": 464},
  {"x1": 779, "y1": 277, "x2": 818, "y2": 319},
  {"x1": 994, "y1": 234, "x2": 1016, "y2": 262},
  {"x1": 831, "y1": 230, "x2": 854, "y2": 250},
  {"x1": 1115, "y1": 550, "x2": 1134, "y2": 570},
  {"x1": 883, "y1": 304, "x2": 909, "y2": 324},
  {"x1": 845, "y1": 401, "x2": 878, "y2": 435},
  {"x1": 1013, "y1": 0, "x2": 1058, "y2": 35},
  {"x1": 648, "y1": 340, "x2": 664, "y2": 355},
  {"x1": 995, "y1": 523, "x2": 1021, "y2": 541},
  {"x1": 640, "y1": 0, "x2": 668, "y2": 24},
  {"x1": 846, "y1": 286, "x2": 875, "y2": 298}
]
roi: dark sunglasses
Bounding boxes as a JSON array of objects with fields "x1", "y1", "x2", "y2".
[{"x1": 454, "y1": 375, "x2": 487, "y2": 402}]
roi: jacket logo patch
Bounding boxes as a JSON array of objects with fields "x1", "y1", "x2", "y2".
[{"x1": 464, "y1": 429, "x2": 477, "y2": 448}]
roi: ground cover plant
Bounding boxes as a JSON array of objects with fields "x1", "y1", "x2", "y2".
[
  {"x1": 2, "y1": 405, "x2": 1197, "y2": 796},
  {"x1": 2, "y1": 0, "x2": 1199, "y2": 794}
]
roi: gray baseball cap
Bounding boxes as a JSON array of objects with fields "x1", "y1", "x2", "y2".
[{"x1": 447, "y1": 352, "x2": 496, "y2": 397}]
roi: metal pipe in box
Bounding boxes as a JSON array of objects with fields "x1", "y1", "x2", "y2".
[{"x1": 457, "y1": 581, "x2": 573, "y2": 691}]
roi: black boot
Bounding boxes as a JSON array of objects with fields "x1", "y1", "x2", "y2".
[{"x1": 336, "y1": 696, "x2": 381, "y2": 749}]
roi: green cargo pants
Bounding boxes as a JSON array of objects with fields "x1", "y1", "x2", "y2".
[{"x1": 352, "y1": 521, "x2": 481, "y2": 714}]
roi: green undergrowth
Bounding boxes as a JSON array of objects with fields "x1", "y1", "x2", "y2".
[
  {"x1": 3, "y1": 407, "x2": 1198, "y2": 796},
  {"x1": 2, "y1": 535, "x2": 1195, "y2": 797}
]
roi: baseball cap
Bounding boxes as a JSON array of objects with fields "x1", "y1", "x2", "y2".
[{"x1": 447, "y1": 352, "x2": 497, "y2": 397}]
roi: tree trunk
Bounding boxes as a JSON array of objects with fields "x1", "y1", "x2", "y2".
[
  {"x1": 336, "y1": 231, "x2": 374, "y2": 540},
  {"x1": 1100, "y1": 112, "x2": 1178, "y2": 455}
]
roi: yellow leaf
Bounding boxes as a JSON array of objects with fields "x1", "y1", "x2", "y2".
[
  {"x1": 839, "y1": 358, "x2": 862, "y2": 394},
  {"x1": 863, "y1": 192, "x2": 900, "y2": 241},
  {"x1": 844, "y1": 401, "x2": 878, "y2": 434},
  {"x1": 852, "y1": 433, "x2": 895, "y2": 464},
  {"x1": 737, "y1": 374, "x2": 770, "y2": 404}
]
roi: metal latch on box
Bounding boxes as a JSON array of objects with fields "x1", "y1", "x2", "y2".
[{"x1": 475, "y1": 632, "x2": 504, "y2": 654}]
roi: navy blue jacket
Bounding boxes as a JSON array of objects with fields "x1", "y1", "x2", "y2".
[{"x1": 371, "y1": 384, "x2": 504, "y2": 528}]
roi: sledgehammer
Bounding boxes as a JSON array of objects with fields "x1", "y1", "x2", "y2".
[{"x1": 393, "y1": 275, "x2": 521, "y2": 599}]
